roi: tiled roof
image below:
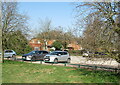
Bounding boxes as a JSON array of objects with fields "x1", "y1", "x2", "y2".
[
  {"x1": 47, "y1": 40, "x2": 56, "y2": 46},
  {"x1": 67, "y1": 43, "x2": 81, "y2": 50}
]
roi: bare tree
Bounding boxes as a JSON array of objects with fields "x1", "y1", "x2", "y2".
[
  {"x1": 75, "y1": 2, "x2": 120, "y2": 63},
  {"x1": 36, "y1": 18, "x2": 53, "y2": 40},
  {"x1": 36, "y1": 23, "x2": 77, "y2": 50},
  {"x1": 0, "y1": 1, "x2": 2, "y2": 63},
  {"x1": 1, "y1": 2, "x2": 30, "y2": 63}
]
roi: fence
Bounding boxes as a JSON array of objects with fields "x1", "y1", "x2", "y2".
[
  {"x1": 5, "y1": 57, "x2": 120, "y2": 72},
  {"x1": 26, "y1": 59, "x2": 120, "y2": 72}
]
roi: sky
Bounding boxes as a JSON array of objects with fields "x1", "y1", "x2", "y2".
[{"x1": 19, "y1": 2, "x2": 76, "y2": 31}]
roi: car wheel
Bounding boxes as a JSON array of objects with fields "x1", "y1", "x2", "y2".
[
  {"x1": 12, "y1": 54, "x2": 16, "y2": 57},
  {"x1": 12, "y1": 54, "x2": 16, "y2": 60},
  {"x1": 67, "y1": 58, "x2": 71, "y2": 63},
  {"x1": 54, "y1": 58, "x2": 58, "y2": 63},
  {"x1": 31, "y1": 57, "x2": 36, "y2": 61}
]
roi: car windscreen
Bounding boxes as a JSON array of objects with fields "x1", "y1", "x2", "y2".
[
  {"x1": 5, "y1": 50, "x2": 13, "y2": 53},
  {"x1": 50, "y1": 52, "x2": 62, "y2": 55}
]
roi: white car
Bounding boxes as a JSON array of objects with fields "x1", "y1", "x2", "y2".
[
  {"x1": 44, "y1": 51, "x2": 71, "y2": 63},
  {"x1": 4, "y1": 50, "x2": 16, "y2": 58},
  {"x1": 83, "y1": 51, "x2": 93, "y2": 57}
]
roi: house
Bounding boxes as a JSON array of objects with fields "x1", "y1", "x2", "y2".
[
  {"x1": 29, "y1": 38, "x2": 43, "y2": 50},
  {"x1": 29, "y1": 38, "x2": 82, "y2": 51},
  {"x1": 67, "y1": 42, "x2": 82, "y2": 50},
  {"x1": 29, "y1": 38, "x2": 55, "y2": 51},
  {"x1": 46, "y1": 40, "x2": 56, "y2": 51}
]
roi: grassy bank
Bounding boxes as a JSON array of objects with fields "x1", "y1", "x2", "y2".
[{"x1": 2, "y1": 60, "x2": 120, "y2": 83}]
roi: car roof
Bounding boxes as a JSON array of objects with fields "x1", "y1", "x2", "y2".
[
  {"x1": 53, "y1": 51, "x2": 68, "y2": 52},
  {"x1": 33, "y1": 50, "x2": 48, "y2": 52},
  {"x1": 5, "y1": 50, "x2": 14, "y2": 51}
]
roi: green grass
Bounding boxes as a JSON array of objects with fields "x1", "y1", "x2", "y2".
[{"x1": 2, "y1": 60, "x2": 120, "y2": 83}]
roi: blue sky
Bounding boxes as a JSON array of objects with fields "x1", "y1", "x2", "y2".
[{"x1": 19, "y1": 2, "x2": 76, "y2": 30}]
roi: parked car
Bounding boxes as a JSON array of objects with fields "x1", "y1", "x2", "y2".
[
  {"x1": 44, "y1": 51, "x2": 71, "y2": 63},
  {"x1": 22, "y1": 50, "x2": 49, "y2": 61},
  {"x1": 82, "y1": 51, "x2": 93, "y2": 57},
  {"x1": 4, "y1": 50, "x2": 16, "y2": 58},
  {"x1": 83, "y1": 51, "x2": 108, "y2": 57},
  {"x1": 94, "y1": 52, "x2": 108, "y2": 57}
]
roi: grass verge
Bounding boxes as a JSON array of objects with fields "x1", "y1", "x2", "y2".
[{"x1": 2, "y1": 60, "x2": 120, "y2": 83}]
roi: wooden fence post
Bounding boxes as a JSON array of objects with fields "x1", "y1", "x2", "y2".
[
  {"x1": 40, "y1": 61, "x2": 42, "y2": 64},
  {"x1": 78, "y1": 64, "x2": 80, "y2": 68},
  {"x1": 64, "y1": 63, "x2": 66, "y2": 66}
]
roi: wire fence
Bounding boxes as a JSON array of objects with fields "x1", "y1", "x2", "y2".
[
  {"x1": 5, "y1": 57, "x2": 120, "y2": 73},
  {"x1": 28, "y1": 59, "x2": 120, "y2": 72}
]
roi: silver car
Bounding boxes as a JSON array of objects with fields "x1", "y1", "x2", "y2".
[
  {"x1": 4, "y1": 50, "x2": 16, "y2": 58},
  {"x1": 44, "y1": 51, "x2": 71, "y2": 63}
]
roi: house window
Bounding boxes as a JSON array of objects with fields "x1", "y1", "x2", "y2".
[
  {"x1": 38, "y1": 40, "x2": 40, "y2": 44},
  {"x1": 32, "y1": 40, "x2": 34, "y2": 43}
]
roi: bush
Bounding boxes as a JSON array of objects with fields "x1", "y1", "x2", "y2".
[
  {"x1": 68, "y1": 50, "x2": 83, "y2": 56},
  {"x1": 52, "y1": 41, "x2": 62, "y2": 50}
]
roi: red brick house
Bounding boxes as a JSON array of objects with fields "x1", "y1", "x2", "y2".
[
  {"x1": 29, "y1": 38, "x2": 82, "y2": 51},
  {"x1": 29, "y1": 38, "x2": 43, "y2": 50},
  {"x1": 67, "y1": 42, "x2": 82, "y2": 50},
  {"x1": 29, "y1": 38, "x2": 55, "y2": 51}
]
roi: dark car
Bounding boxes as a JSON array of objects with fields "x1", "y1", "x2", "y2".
[{"x1": 22, "y1": 50, "x2": 49, "y2": 61}]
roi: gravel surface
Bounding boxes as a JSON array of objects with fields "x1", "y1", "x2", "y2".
[
  {"x1": 15, "y1": 56, "x2": 119, "y2": 68},
  {"x1": 71, "y1": 56, "x2": 119, "y2": 68}
]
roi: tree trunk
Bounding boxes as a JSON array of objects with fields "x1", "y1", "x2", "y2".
[{"x1": 1, "y1": 49, "x2": 4, "y2": 63}]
